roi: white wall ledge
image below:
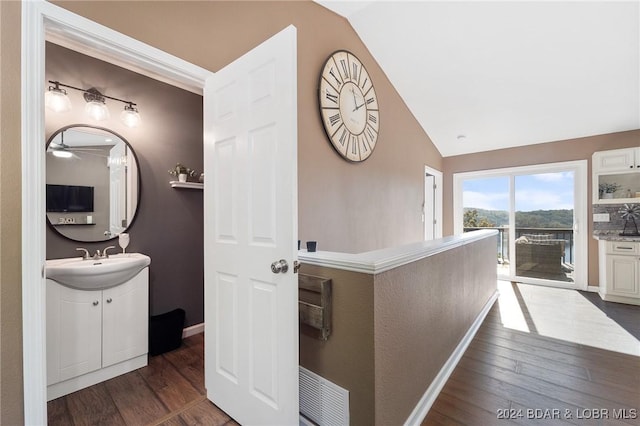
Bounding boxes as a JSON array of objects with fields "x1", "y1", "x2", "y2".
[{"x1": 298, "y1": 229, "x2": 498, "y2": 274}]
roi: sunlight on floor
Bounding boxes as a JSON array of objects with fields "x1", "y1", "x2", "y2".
[
  {"x1": 497, "y1": 281, "x2": 530, "y2": 332},
  {"x1": 497, "y1": 280, "x2": 640, "y2": 356}
]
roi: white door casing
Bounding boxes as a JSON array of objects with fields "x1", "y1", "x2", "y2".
[{"x1": 204, "y1": 26, "x2": 299, "y2": 425}]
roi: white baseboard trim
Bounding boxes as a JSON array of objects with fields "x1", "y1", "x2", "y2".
[
  {"x1": 587, "y1": 285, "x2": 600, "y2": 293},
  {"x1": 403, "y1": 289, "x2": 500, "y2": 426},
  {"x1": 183, "y1": 322, "x2": 204, "y2": 338}
]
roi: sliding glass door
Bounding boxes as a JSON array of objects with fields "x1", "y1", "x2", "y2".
[{"x1": 454, "y1": 161, "x2": 587, "y2": 289}]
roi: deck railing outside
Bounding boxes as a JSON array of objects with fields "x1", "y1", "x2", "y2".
[{"x1": 463, "y1": 227, "x2": 574, "y2": 265}]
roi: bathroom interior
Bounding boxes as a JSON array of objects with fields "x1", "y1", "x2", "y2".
[{"x1": 44, "y1": 41, "x2": 207, "y2": 417}]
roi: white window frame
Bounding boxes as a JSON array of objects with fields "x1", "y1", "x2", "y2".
[{"x1": 453, "y1": 160, "x2": 588, "y2": 290}]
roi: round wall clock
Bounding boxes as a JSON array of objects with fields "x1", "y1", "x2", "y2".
[{"x1": 319, "y1": 50, "x2": 380, "y2": 162}]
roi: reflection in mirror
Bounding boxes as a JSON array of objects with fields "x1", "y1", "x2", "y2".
[{"x1": 46, "y1": 125, "x2": 139, "y2": 242}]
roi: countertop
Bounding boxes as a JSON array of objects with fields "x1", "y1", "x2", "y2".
[{"x1": 593, "y1": 231, "x2": 640, "y2": 242}]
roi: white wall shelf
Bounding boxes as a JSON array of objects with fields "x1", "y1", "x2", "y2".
[{"x1": 170, "y1": 181, "x2": 203, "y2": 190}]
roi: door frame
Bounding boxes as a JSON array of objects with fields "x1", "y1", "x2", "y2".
[
  {"x1": 453, "y1": 160, "x2": 588, "y2": 290},
  {"x1": 22, "y1": 2, "x2": 210, "y2": 422},
  {"x1": 424, "y1": 165, "x2": 443, "y2": 240}
]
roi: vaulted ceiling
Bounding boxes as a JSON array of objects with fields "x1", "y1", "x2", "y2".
[{"x1": 316, "y1": 1, "x2": 639, "y2": 157}]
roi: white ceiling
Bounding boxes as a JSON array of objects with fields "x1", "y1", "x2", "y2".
[{"x1": 316, "y1": 1, "x2": 640, "y2": 157}]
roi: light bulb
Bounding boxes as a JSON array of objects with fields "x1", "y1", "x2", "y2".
[
  {"x1": 85, "y1": 100, "x2": 110, "y2": 121},
  {"x1": 45, "y1": 87, "x2": 72, "y2": 112},
  {"x1": 51, "y1": 150, "x2": 73, "y2": 158},
  {"x1": 120, "y1": 104, "x2": 141, "y2": 128}
]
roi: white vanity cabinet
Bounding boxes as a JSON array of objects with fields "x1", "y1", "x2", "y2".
[
  {"x1": 46, "y1": 267, "x2": 149, "y2": 400},
  {"x1": 598, "y1": 240, "x2": 640, "y2": 305}
]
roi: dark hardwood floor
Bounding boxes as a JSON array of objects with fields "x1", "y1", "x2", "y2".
[
  {"x1": 424, "y1": 284, "x2": 640, "y2": 426},
  {"x1": 47, "y1": 333, "x2": 238, "y2": 426},
  {"x1": 49, "y1": 283, "x2": 639, "y2": 426}
]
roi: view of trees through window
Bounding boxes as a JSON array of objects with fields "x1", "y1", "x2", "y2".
[{"x1": 463, "y1": 208, "x2": 574, "y2": 228}]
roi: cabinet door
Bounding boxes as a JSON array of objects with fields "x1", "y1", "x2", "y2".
[
  {"x1": 606, "y1": 255, "x2": 639, "y2": 297},
  {"x1": 46, "y1": 280, "x2": 102, "y2": 385},
  {"x1": 593, "y1": 148, "x2": 637, "y2": 172},
  {"x1": 102, "y1": 268, "x2": 149, "y2": 367}
]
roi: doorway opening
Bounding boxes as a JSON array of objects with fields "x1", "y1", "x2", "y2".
[{"x1": 23, "y1": 3, "x2": 210, "y2": 423}]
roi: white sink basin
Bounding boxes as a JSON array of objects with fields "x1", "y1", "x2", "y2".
[{"x1": 46, "y1": 253, "x2": 151, "y2": 290}]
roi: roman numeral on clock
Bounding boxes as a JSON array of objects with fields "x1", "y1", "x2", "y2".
[
  {"x1": 340, "y1": 59, "x2": 349, "y2": 79},
  {"x1": 325, "y1": 92, "x2": 338, "y2": 104},
  {"x1": 329, "y1": 69, "x2": 341, "y2": 87},
  {"x1": 329, "y1": 113, "x2": 341, "y2": 127}
]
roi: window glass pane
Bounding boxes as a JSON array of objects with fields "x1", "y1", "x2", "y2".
[
  {"x1": 462, "y1": 177, "x2": 509, "y2": 276},
  {"x1": 515, "y1": 172, "x2": 575, "y2": 283}
]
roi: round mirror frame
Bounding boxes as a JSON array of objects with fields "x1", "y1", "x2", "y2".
[{"x1": 45, "y1": 124, "x2": 141, "y2": 243}]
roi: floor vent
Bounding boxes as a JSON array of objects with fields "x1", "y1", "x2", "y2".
[{"x1": 299, "y1": 366, "x2": 349, "y2": 426}]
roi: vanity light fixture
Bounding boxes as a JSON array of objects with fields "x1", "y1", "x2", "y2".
[{"x1": 45, "y1": 80, "x2": 141, "y2": 127}]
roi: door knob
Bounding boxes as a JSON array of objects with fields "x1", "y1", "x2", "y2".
[{"x1": 271, "y1": 259, "x2": 289, "y2": 274}]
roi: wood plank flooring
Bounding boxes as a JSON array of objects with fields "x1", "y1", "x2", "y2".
[
  {"x1": 47, "y1": 333, "x2": 238, "y2": 426},
  {"x1": 49, "y1": 282, "x2": 639, "y2": 426},
  {"x1": 424, "y1": 283, "x2": 640, "y2": 426}
]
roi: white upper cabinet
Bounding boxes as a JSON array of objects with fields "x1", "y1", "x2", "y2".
[
  {"x1": 593, "y1": 148, "x2": 640, "y2": 204},
  {"x1": 593, "y1": 147, "x2": 640, "y2": 173}
]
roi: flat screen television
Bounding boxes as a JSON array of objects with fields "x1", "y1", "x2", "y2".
[{"x1": 46, "y1": 184, "x2": 94, "y2": 213}]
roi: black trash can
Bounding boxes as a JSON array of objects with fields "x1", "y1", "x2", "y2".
[{"x1": 149, "y1": 308, "x2": 185, "y2": 356}]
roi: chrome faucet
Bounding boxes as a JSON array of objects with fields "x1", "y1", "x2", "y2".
[
  {"x1": 102, "y1": 246, "x2": 116, "y2": 258},
  {"x1": 93, "y1": 249, "x2": 102, "y2": 260},
  {"x1": 76, "y1": 248, "x2": 90, "y2": 260}
]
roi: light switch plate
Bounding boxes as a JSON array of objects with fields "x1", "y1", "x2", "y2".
[{"x1": 593, "y1": 213, "x2": 610, "y2": 222}]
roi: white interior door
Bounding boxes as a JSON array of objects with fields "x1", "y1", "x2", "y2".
[
  {"x1": 424, "y1": 174, "x2": 435, "y2": 240},
  {"x1": 203, "y1": 26, "x2": 299, "y2": 425},
  {"x1": 424, "y1": 166, "x2": 443, "y2": 241}
]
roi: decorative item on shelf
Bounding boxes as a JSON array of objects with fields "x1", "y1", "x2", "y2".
[
  {"x1": 198, "y1": 173, "x2": 204, "y2": 183},
  {"x1": 45, "y1": 80, "x2": 141, "y2": 128},
  {"x1": 599, "y1": 182, "x2": 621, "y2": 199},
  {"x1": 168, "y1": 163, "x2": 198, "y2": 183},
  {"x1": 619, "y1": 204, "x2": 640, "y2": 236}
]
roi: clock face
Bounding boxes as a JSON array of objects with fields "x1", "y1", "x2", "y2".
[{"x1": 319, "y1": 50, "x2": 379, "y2": 162}]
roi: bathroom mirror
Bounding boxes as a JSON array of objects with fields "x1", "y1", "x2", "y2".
[{"x1": 46, "y1": 125, "x2": 140, "y2": 242}]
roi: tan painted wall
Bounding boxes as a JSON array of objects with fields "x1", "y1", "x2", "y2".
[
  {"x1": 442, "y1": 130, "x2": 640, "y2": 286},
  {"x1": 0, "y1": 1, "x2": 24, "y2": 423},
  {"x1": 373, "y1": 236, "x2": 497, "y2": 425},
  {"x1": 298, "y1": 265, "x2": 375, "y2": 426},
  {"x1": 299, "y1": 233, "x2": 496, "y2": 425},
  {"x1": 52, "y1": 0, "x2": 442, "y2": 253}
]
